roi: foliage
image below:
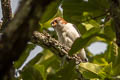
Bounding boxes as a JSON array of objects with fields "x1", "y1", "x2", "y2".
[{"x1": 14, "y1": 0, "x2": 120, "y2": 80}]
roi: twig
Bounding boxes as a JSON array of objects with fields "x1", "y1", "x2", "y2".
[
  {"x1": 0, "y1": 22, "x2": 2, "y2": 29},
  {"x1": 1, "y1": 0, "x2": 12, "y2": 31}
]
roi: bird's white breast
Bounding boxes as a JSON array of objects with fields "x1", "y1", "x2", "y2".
[{"x1": 55, "y1": 23, "x2": 80, "y2": 47}]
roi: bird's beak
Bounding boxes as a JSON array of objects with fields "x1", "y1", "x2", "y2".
[{"x1": 51, "y1": 21, "x2": 57, "y2": 27}]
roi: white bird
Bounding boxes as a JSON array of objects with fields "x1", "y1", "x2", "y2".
[{"x1": 51, "y1": 17, "x2": 88, "y2": 62}]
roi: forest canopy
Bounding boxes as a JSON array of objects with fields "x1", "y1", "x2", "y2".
[{"x1": 0, "y1": 0, "x2": 120, "y2": 80}]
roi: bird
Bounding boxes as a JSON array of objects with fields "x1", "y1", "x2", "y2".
[{"x1": 51, "y1": 17, "x2": 88, "y2": 62}]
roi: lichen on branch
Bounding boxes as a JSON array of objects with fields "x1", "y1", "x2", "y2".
[{"x1": 32, "y1": 31, "x2": 83, "y2": 64}]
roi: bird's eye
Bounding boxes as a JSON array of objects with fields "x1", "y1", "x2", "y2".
[
  {"x1": 54, "y1": 20, "x2": 58, "y2": 23},
  {"x1": 51, "y1": 21, "x2": 54, "y2": 25},
  {"x1": 51, "y1": 20, "x2": 57, "y2": 27}
]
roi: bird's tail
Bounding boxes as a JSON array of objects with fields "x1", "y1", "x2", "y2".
[{"x1": 77, "y1": 48, "x2": 88, "y2": 62}]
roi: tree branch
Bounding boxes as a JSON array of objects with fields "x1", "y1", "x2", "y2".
[
  {"x1": 109, "y1": 0, "x2": 120, "y2": 47},
  {"x1": 0, "y1": 0, "x2": 56, "y2": 79},
  {"x1": 32, "y1": 31, "x2": 82, "y2": 63},
  {"x1": 1, "y1": 0, "x2": 12, "y2": 31},
  {"x1": 32, "y1": 31, "x2": 85, "y2": 80}
]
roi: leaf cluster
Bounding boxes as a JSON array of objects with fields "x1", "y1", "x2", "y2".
[{"x1": 14, "y1": 0, "x2": 120, "y2": 80}]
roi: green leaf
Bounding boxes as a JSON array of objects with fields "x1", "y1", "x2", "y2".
[
  {"x1": 21, "y1": 65, "x2": 42, "y2": 80},
  {"x1": 92, "y1": 53, "x2": 108, "y2": 65},
  {"x1": 34, "y1": 64, "x2": 46, "y2": 80},
  {"x1": 40, "y1": 55, "x2": 60, "y2": 71},
  {"x1": 82, "y1": 27, "x2": 100, "y2": 38},
  {"x1": 40, "y1": 9, "x2": 63, "y2": 30},
  {"x1": 27, "y1": 52, "x2": 43, "y2": 66},
  {"x1": 105, "y1": 42, "x2": 117, "y2": 63},
  {"x1": 102, "y1": 63, "x2": 113, "y2": 76},
  {"x1": 82, "y1": 23, "x2": 94, "y2": 30},
  {"x1": 79, "y1": 63, "x2": 103, "y2": 79},
  {"x1": 112, "y1": 47, "x2": 120, "y2": 75},
  {"x1": 69, "y1": 27, "x2": 100, "y2": 55},
  {"x1": 41, "y1": 0, "x2": 61, "y2": 23},
  {"x1": 63, "y1": 0, "x2": 109, "y2": 24},
  {"x1": 49, "y1": 60, "x2": 77, "y2": 80},
  {"x1": 89, "y1": 20, "x2": 100, "y2": 28},
  {"x1": 14, "y1": 44, "x2": 35, "y2": 69},
  {"x1": 78, "y1": 24, "x2": 87, "y2": 35},
  {"x1": 97, "y1": 63, "x2": 114, "y2": 79},
  {"x1": 37, "y1": 49, "x2": 60, "y2": 71},
  {"x1": 104, "y1": 19, "x2": 116, "y2": 41}
]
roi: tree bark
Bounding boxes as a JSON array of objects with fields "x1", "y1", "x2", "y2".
[
  {"x1": 109, "y1": 0, "x2": 120, "y2": 47},
  {"x1": 1, "y1": 0, "x2": 12, "y2": 31},
  {"x1": 32, "y1": 31, "x2": 82, "y2": 64},
  {"x1": 0, "y1": 0, "x2": 56, "y2": 79}
]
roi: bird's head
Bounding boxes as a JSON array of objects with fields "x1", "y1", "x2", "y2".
[{"x1": 51, "y1": 17, "x2": 67, "y2": 28}]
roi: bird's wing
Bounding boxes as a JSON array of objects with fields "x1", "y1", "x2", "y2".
[
  {"x1": 72, "y1": 24, "x2": 81, "y2": 37},
  {"x1": 65, "y1": 24, "x2": 80, "y2": 42},
  {"x1": 65, "y1": 36, "x2": 73, "y2": 47}
]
